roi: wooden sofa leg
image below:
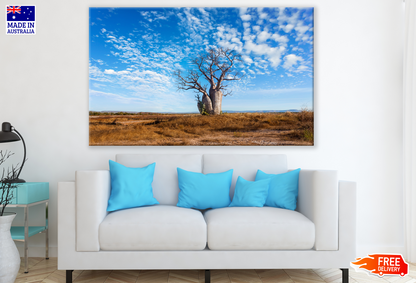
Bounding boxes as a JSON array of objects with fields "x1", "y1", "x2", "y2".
[
  {"x1": 341, "y1": 268, "x2": 349, "y2": 283},
  {"x1": 205, "y1": 270, "x2": 210, "y2": 283},
  {"x1": 66, "y1": 270, "x2": 73, "y2": 283}
]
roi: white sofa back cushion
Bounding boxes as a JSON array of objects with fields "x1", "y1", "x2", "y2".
[
  {"x1": 116, "y1": 154, "x2": 203, "y2": 205},
  {"x1": 203, "y1": 154, "x2": 287, "y2": 198}
]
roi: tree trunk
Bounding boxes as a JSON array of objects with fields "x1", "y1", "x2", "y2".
[
  {"x1": 202, "y1": 94, "x2": 214, "y2": 114},
  {"x1": 209, "y1": 89, "x2": 223, "y2": 115}
]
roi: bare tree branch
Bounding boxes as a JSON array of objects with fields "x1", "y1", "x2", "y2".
[
  {"x1": 0, "y1": 150, "x2": 20, "y2": 216},
  {"x1": 173, "y1": 47, "x2": 245, "y2": 114},
  {"x1": 173, "y1": 69, "x2": 209, "y2": 97}
]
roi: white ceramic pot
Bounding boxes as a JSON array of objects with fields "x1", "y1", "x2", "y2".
[{"x1": 0, "y1": 212, "x2": 21, "y2": 283}]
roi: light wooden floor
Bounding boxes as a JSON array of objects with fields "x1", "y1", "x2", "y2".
[{"x1": 14, "y1": 258, "x2": 416, "y2": 283}]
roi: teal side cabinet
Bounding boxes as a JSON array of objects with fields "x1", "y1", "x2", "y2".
[
  {"x1": 10, "y1": 182, "x2": 49, "y2": 204},
  {"x1": 5, "y1": 182, "x2": 49, "y2": 274}
]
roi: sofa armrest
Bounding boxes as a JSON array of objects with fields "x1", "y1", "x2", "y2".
[
  {"x1": 58, "y1": 181, "x2": 76, "y2": 266},
  {"x1": 75, "y1": 170, "x2": 111, "y2": 251},
  {"x1": 297, "y1": 170, "x2": 338, "y2": 250},
  {"x1": 339, "y1": 180, "x2": 356, "y2": 256}
]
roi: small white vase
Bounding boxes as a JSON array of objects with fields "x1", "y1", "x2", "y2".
[{"x1": 0, "y1": 212, "x2": 21, "y2": 283}]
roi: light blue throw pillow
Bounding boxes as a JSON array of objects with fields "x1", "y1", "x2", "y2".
[
  {"x1": 107, "y1": 160, "x2": 159, "y2": 212},
  {"x1": 177, "y1": 168, "x2": 233, "y2": 209},
  {"x1": 229, "y1": 176, "x2": 270, "y2": 207},
  {"x1": 255, "y1": 168, "x2": 301, "y2": 210}
]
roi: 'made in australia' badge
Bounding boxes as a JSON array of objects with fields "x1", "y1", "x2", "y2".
[{"x1": 6, "y1": 5, "x2": 36, "y2": 35}]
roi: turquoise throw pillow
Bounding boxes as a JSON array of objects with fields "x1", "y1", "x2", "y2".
[
  {"x1": 255, "y1": 168, "x2": 301, "y2": 210},
  {"x1": 107, "y1": 160, "x2": 159, "y2": 212},
  {"x1": 229, "y1": 176, "x2": 269, "y2": 207},
  {"x1": 177, "y1": 168, "x2": 233, "y2": 209}
]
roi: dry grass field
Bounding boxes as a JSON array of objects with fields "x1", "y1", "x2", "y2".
[{"x1": 89, "y1": 111, "x2": 314, "y2": 146}]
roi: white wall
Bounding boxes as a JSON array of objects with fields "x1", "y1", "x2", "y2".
[{"x1": 0, "y1": 0, "x2": 404, "y2": 258}]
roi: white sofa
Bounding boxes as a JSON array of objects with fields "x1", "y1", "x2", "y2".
[{"x1": 58, "y1": 154, "x2": 356, "y2": 283}]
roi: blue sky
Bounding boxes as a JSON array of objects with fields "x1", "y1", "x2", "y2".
[{"x1": 89, "y1": 7, "x2": 314, "y2": 113}]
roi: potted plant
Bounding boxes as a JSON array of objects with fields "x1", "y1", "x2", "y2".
[{"x1": 0, "y1": 150, "x2": 21, "y2": 283}]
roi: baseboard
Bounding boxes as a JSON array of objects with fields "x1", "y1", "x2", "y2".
[
  {"x1": 15, "y1": 245, "x2": 58, "y2": 257},
  {"x1": 356, "y1": 246, "x2": 406, "y2": 258}
]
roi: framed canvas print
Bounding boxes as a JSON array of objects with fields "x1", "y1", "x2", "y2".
[{"x1": 89, "y1": 7, "x2": 314, "y2": 146}]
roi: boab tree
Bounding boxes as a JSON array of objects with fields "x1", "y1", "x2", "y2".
[{"x1": 173, "y1": 47, "x2": 244, "y2": 115}]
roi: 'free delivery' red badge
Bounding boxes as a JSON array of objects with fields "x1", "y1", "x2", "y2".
[{"x1": 351, "y1": 254, "x2": 408, "y2": 277}]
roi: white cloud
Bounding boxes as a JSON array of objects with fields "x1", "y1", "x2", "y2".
[
  {"x1": 275, "y1": 8, "x2": 313, "y2": 44},
  {"x1": 104, "y1": 69, "x2": 130, "y2": 75},
  {"x1": 239, "y1": 7, "x2": 248, "y2": 15},
  {"x1": 294, "y1": 21, "x2": 313, "y2": 43},
  {"x1": 93, "y1": 83, "x2": 105, "y2": 89},
  {"x1": 100, "y1": 27, "x2": 186, "y2": 76},
  {"x1": 198, "y1": 8, "x2": 208, "y2": 16},
  {"x1": 257, "y1": 31, "x2": 271, "y2": 43},
  {"x1": 276, "y1": 8, "x2": 301, "y2": 34},
  {"x1": 132, "y1": 70, "x2": 166, "y2": 80},
  {"x1": 142, "y1": 34, "x2": 153, "y2": 41},
  {"x1": 177, "y1": 8, "x2": 214, "y2": 47},
  {"x1": 297, "y1": 65, "x2": 308, "y2": 72},
  {"x1": 91, "y1": 66, "x2": 174, "y2": 104},
  {"x1": 295, "y1": 23, "x2": 309, "y2": 35},
  {"x1": 270, "y1": 34, "x2": 289, "y2": 44},
  {"x1": 282, "y1": 24, "x2": 295, "y2": 33},
  {"x1": 242, "y1": 55, "x2": 253, "y2": 64},
  {"x1": 215, "y1": 26, "x2": 243, "y2": 53},
  {"x1": 300, "y1": 35, "x2": 311, "y2": 42},
  {"x1": 89, "y1": 64, "x2": 112, "y2": 82},
  {"x1": 91, "y1": 58, "x2": 104, "y2": 65},
  {"x1": 241, "y1": 14, "x2": 251, "y2": 21},
  {"x1": 259, "y1": 13, "x2": 268, "y2": 19},
  {"x1": 234, "y1": 10, "x2": 302, "y2": 71},
  {"x1": 104, "y1": 69, "x2": 116, "y2": 75},
  {"x1": 241, "y1": 87, "x2": 312, "y2": 95},
  {"x1": 155, "y1": 15, "x2": 167, "y2": 21},
  {"x1": 244, "y1": 40, "x2": 286, "y2": 68},
  {"x1": 89, "y1": 90, "x2": 150, "y2": 104},
  {"x1": 254, "y1": 59, "x2": 269, "y2": 69},
  {"x1": 243, "y1": 33, "x2": 255, "y2": 42},
  {"x1": 283, "y1": 54, "x2": 303, "y2": 70}
]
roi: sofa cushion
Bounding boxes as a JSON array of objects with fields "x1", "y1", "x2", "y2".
[
  {"x1": 255, "y1": 168, "x2": 301, "y2": 210},
  {"x1": 99, "y1": 205, "x2": 207, "y2": 251},
  {"x1": 204, "y1": 207, "x2": 315, "y2": 250},
  {"x1": 177, "y1": 168, "x2": 233, "y2": 209},
  {"x1": 229, "y1": 177, "x2": 269, "y2": 207},
  {"x1": 116, "y1": 154, "x2": 203, "y2": 205},
  {"x1": 107, "y1": 161, "x2": 159, "y2": 212}
]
